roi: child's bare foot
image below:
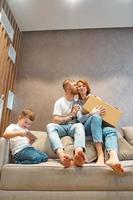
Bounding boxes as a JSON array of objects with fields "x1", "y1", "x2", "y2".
[
  {"x1": 73, "y1": 151, "x2": 86, "y2": 167},
  {"x1": 96, "y1": 155, "x2": 104, "y2": 165},
  {"x1": 59, "y1": 154, "x2": 72, "y2": 168},
  {"x1": 106, "y1": 159, "x2": 124, "y2": 173}
]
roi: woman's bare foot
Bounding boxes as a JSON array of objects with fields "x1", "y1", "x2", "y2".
[
  {"x1": 73, "y1": 150, "x2": 86, "y2": 167},
  {"x1": 96, "y1": 155, "x2": 104, "y2": 165},
  {"x1": 106, "y1": 159, "x2": 124, "y2": 173},
  {"x1": 106, "y1": 150, "x2": 124, "y2": 173}
]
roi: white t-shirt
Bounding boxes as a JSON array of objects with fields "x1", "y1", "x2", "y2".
[
  {"x1": 5, "y1": 124, "x2": 31, "y2": 155},
  {"x1": 53, "y1": 96, "x2": 77, "y2": 124}
]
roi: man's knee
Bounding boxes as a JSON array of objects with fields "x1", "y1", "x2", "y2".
[
  {"x1": 74, "y1": 123, "x2": 84, "y2": 130},
  {"x1": 47, "y1": 123, "x2": 58, "y2": 132}
]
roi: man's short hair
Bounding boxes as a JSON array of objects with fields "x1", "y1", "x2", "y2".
[{"x1": 62, "y1": 79, "x2": 74, "y2": 91}]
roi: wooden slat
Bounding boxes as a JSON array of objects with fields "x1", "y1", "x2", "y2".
[{"x1": 0, "y1": 0, "x2": 21, "y2": 134}]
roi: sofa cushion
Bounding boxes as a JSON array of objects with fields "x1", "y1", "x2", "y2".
[
  {"x1": 31, "y1": 130, "x2": 133, "y2": 162},
  {"x1": 31, "y1": 131, "x2": 97, "y2": 162},
  {"x1": 31, "y1": 131, "x2": 58, "y2": 158},
  {"x1": 1, "y1": 160, "x2": 133, "y2": 191},
  {"x1": 121, "y1": 127, "x2": 133, "y2": 146},
  {"x1": 117, "y1": 132, "x2": 133, "y2": 160}
]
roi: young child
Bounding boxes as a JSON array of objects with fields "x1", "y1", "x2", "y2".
[{"x1": 3, "y1": 108, "x2": 48, "y2": 164}]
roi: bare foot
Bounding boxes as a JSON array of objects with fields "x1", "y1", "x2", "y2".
[
  {"x1": 106, "y1": 159, "x2": 124, "y2": 173},
  {"x1": 73, "y1": 151, "x2": 86, "y2": 167},
  {"x1": 96, "y1": 155, "x2": 104, "y2": 165},
  {"x1": 59, "y1": 154, "x2": 72, "y2": 168}
]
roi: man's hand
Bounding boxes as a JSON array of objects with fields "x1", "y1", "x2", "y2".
[
  {"x1": 71, "y1": 104, "x2": 80, "y2": 117},
  {"x1": 90, "y1": 105, "x2": 106, "y2": 116}
]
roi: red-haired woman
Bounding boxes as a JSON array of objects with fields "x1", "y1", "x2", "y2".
[{"x1": 77, "y1": 80, "x2": 124, "y2": 173}]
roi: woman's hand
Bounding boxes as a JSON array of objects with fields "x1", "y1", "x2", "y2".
[{"x1": 90, "y1": 105, "x2": 106, "y2": 116}]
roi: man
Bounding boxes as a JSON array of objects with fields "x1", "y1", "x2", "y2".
[{"x1": 47, "y1": 79, "x2": 86, "y2": 168}]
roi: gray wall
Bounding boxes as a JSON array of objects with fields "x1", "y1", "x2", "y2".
[{"x1": 11, "y1": 28, "x2": 133, "y2": 130}]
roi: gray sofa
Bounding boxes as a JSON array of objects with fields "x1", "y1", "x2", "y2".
[{"x1": 1, "y1": 128, "x2": 133, "y2": 200}]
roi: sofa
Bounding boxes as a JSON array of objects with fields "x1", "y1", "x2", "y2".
[{"x1": 1, "y1": 127, "x2": 133, "y2": 200}]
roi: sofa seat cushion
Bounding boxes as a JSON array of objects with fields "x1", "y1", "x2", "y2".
[{"x1": 1, "y1": 160, "x2": 133, "y2": 191}]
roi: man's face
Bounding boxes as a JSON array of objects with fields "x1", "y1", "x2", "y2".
[{"x1": 69, "y1": 81, "x2": 78, "y2": 95}]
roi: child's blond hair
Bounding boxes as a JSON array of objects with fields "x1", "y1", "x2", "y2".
[{"x1": 19, "y1": 108, "x2": 35, "y2": 121}]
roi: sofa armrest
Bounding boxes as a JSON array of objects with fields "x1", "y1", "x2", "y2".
[{"x1": 0, "y1": 137, "x2": 9, "y2": 168}]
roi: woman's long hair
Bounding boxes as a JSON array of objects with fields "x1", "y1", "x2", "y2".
[{"x1": 77, "y1": 80, "x2": 91, "y2": 99}]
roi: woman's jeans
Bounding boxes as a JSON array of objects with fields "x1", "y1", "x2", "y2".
[
  {"x1": 14, "y1": 146, "x2": 48, "y2": 164},
  {"x1": 47, "y1": 123, "x2": 85, "y2": 151},
  {"x1": 84, "y1": 114, "x2": 118, "y2": 151}
]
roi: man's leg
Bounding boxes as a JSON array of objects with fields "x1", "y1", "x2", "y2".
[
  {"x1": 69, "y1": 123, "x2": 86, "y2": 167},
  {"x1": 47, "y1": 123, "x2": 72, "y2": 168}
]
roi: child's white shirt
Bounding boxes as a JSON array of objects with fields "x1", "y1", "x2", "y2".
[{"x1": 5, "y1": 124, "x2": 31, "y2": 155}]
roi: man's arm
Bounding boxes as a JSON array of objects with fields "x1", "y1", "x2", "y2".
[{"x1": 52, "y1": 114, "x2": 74, "y2": 124}]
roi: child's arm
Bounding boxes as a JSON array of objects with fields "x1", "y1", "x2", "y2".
[{"x1": 3, "y1": 130, "x2": 27, "y2": 139}]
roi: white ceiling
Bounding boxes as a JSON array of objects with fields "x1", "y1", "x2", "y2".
[{"x1": 7, "y1": 0, "x2": 133, "y2": 31}]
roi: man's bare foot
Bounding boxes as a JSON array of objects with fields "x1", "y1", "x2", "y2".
[
  {"x1": 106, "y1": 159, "x2": 124, "y2": 173},
  {"x1": 96, "y1": 155, "x2": 104, "y2": 165},
  {"x1": 59, "y1": 154, "x2": 72, "y2": 168},
  {"x1": 73, "y1": 151, "x2": 86, "y2": 167}
]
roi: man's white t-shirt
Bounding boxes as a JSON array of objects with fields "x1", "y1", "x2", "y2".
[
  {"x1": 53, "y1": 96, "x2": 77, "y2": 124},
  {"x1": 5, "y1": 124, "x2": 31, "y2": 155}
]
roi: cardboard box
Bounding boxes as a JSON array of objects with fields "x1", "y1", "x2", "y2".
[{"x1": 83, "y1": 96, "x2": 122, "y2": 127}]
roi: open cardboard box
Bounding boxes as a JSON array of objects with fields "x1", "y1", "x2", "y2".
[{"x1": 83, "y1": 96, "x2": 122, "y2": 127}]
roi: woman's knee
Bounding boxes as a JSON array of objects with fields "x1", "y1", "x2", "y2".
[
  {"x1": 103, "y1": 127, "x2": 117, "y2": 136},
  {"x1": 92, "y1": 114, "x2": 102, "y2": 122}
]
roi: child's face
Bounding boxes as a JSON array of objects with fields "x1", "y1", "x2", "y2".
[{"x1": 18, "y1": 116, "x2": 33, "y2": 129}]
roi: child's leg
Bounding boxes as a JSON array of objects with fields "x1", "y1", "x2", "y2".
[
  {"x1": 14, "y1": 147, "x2": 48, "y2": 164},
  {"x1": 34, "y1": 149, "x2": 48, "y2": 162}
]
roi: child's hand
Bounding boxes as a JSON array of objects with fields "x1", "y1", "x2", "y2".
[{"x1": 26, "y1": 131, "x2": 37, "y2": 144}]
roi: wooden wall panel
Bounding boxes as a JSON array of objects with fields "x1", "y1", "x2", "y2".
[{"x1": 0, "y1": 0, "x2": 22, "y2": 134}]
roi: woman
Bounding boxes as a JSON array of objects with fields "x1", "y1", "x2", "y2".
[{"x1": 77, "y1": 79, "x2": 124, "y2": 173}]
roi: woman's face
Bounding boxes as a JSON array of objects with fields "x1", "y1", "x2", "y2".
[{"x1": 77, "y1": 82, "x2": 88, "y2": 95}]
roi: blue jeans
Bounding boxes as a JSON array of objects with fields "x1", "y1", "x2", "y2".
[
  {"x1": 83, "y1": 114, "x2": 118, "y2": 151},
  {"x1": 14, "y1": 147, "x2": 48, "y2": 164},
  {"x1": 46, "y1": 123, "x2": 85, "y2": 151}
]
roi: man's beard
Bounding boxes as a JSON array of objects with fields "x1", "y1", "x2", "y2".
[{"x1": 71, "y1": 89, "x2": 78, "y2": 95}]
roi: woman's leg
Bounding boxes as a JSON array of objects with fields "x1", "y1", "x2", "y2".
[
  {"x1": 103, "y1": 127, "x2": 124, "y2": 173},
  {"x1": 84, "y1": 114, "x2": 104, "y2": 164}
]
